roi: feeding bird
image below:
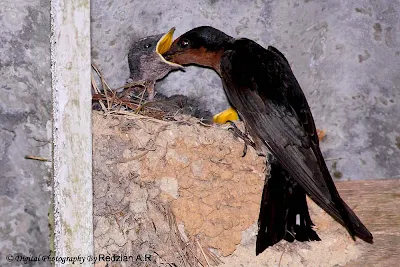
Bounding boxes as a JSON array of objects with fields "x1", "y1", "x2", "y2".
[
  {"x1": 163, "y1": 26, "x2": 373, "y2": 255},
  {"x1": 127, "y1": 28, "x2": 182, "y2": 100}
]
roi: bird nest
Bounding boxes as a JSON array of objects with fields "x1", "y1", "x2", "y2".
[
  {"x1": 91, "y1": 63, "x2": 212, "y2": 124},
  {"x1": 91, "y1": 63, "x2": 223, "y2": 267},
  {"x1": 91, "y1": 64, "x2": 361, "y2": 267}
]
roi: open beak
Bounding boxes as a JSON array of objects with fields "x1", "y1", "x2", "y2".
[
  {"x1": 156, "y1": 27, "x2": 183, "y2": 68},
  {"x1": 213, "y1": 107, "x2": 239, "y2": 124}
]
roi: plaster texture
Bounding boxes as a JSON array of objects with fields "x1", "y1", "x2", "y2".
[
  {"x1": 91, "y1": 0, "x2": 400, "y2": 181},
  {"x1": 51, "y1": 0, "x2": 93, "y2": 266},
  {"x1": 0, "y1": 0, "x2": 52, "y2": 266}
]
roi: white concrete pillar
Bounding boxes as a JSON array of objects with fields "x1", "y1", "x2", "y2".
[{"x1": 51, "y1": 0, "x2": 93, "y2": 266}]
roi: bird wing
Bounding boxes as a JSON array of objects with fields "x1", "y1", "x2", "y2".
[
  {"x1": 220, "y1": 40, "x2": 345, "y2": 221},
  {"x1": 266, "y1": 45, "x2": 320, "y2": 146}
]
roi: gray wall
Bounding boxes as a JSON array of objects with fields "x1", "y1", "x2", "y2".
[
  {"x1": 91, "y1": 0, "x2": 400, "y2": 181},
  {"x1": 0, "y1": 0, "x2": 52, "y2": 266}
]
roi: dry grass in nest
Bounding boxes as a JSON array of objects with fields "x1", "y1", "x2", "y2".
[{"x1": 91, "y1": 63, "x2": 203, "y2": 123}]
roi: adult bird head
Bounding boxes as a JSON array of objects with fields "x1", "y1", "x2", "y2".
[
  {"x1": 162, "y1": 26, "x2": 234, "y2": 72},
  {"x1": 127, "y1": 27, "x2": 182, "y2": 82},
  {"x1": 163, "y1": 26, "x2": 239, "y2": 124}
]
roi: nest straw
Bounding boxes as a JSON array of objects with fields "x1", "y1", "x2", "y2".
[{"x1": 91, "y1": 63, "x2": 186, "y2": 121}]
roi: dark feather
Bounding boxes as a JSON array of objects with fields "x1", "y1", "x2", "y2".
[
  {"x1": 220, "y1": 39, "x2": 373, "y2": 253},
  {"x1": 257, "y1": 156, "x2": 320, "y2": 255}
]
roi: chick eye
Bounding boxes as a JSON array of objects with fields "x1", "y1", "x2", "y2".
[
  {"x1": 179, "y1": 39, "x2": 189, "y2": 48},
  {"x1": 144, "y1": 43, "x2": 152, "y2": 49}
]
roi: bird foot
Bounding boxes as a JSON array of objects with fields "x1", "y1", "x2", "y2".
[{"x1": 227, "y1": 121, "x2": 256, "y2": 157}]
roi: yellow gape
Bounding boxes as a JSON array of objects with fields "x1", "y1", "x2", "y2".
[
  {"x1": 213, "y1": 107, "x2": 239, "y2": 124},
  {"x1": 156, "y1": 28, "x2": 182, "y2": 68}
]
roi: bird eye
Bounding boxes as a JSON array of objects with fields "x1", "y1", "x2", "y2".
[
  {"x1": 144, "y1": 43, "x2": 152, "y2": 49},
  {"x1": 179, "y1": 39, "x2": 189, "y2": 48}
]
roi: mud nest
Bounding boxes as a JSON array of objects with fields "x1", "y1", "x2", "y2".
[{"x1": 91, "y1": 65, "x2": 364, "y2": 267}]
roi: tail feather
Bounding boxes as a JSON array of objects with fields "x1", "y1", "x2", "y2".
[
  {"x1": 336, "y1": 198, "x2": 373, "y2": 243},
  {"x1": 256, "y1": 158, "x2": 373, "y2": 255},
  {"x1": 256, "y1": 161, "x2": 320, "y2": 255},
  {"x1": 312, "y1": 190, "x2": 373, "y2": 244},
  {"x1": 312, "y1": 143, "x2": 373, "y2": 244}
]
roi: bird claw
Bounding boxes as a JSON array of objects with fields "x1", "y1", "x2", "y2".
[{"x1": 227, "y1": 120, "x2": 256, "y2": 157}]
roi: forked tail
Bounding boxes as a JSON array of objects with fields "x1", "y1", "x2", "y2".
[{"x1": 256, "y1": 160, "x2": 320, "y2": 255}]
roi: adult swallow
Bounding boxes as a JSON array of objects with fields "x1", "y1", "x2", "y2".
[
  {"x1": 127, "y1": 28, "x2": 182, "y2": 100},
  {"x1": 163, "y1": 26, "x2": 373, "y2": 255}
]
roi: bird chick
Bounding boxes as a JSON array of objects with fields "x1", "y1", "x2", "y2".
[{"x1": 127, "y1": 28, "x2": 182, "y2": 100}]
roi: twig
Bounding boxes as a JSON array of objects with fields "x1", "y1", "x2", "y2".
[
  {"x1": 186, "y1": 245, "x2": 205, "y2": 267},
  {"x1": 135, "y1": 87, "x2": 147, "y2": 114},
  {"x1": 92, "y1": 94, "x2": 140, "y2": 111},
  {"x1": 113, "y1": 81, "x2": 146, "y2": 92},
  {"x1": 106, "y1": 110, "x2": 170, "y2": 124},
  {"x1": 204, "y1": 248, "x2": 223, "y2": 265},
  {"x1": 196, "y1": 239, "x2": 211, "y2": 267},
  {"x1": 91, "y1": 73, "x2": 107, "y2": 112},
  {"x1": 165, "y1": 208, "x2": 192, "y2": 267},
  {"x1": 92, "y1": 63, "x2": 116, "y2": 110},
  {"x1": 198, "y1": 120, "x2": 213, "y2": 127},
  {"x1": 25, "y1": 155, "x2": 50, "y2": 162},
  {"x1": 278, "y1": 249, "x2": 285, "y2": 267},
  {"x1": 91, "y1": 63, "x2": 112, "y2": 110}
]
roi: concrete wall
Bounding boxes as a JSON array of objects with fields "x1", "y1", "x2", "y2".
[
  {"x1": 91, "y1": 0, "x2": 400, "y2": 181},
  {"x1": 51, "y1": 0, "x2": 93, "y2": 265},
  {"x1": 0, "y1": 0, "x2": 52, "y2": 266}
]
